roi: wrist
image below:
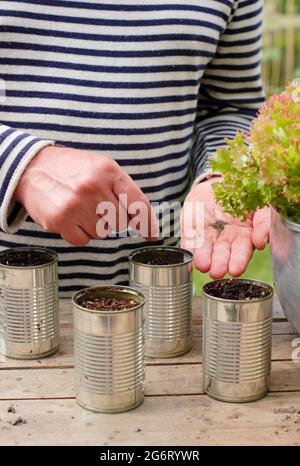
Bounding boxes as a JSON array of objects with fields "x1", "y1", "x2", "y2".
[
  {"x1": 200, "y1": 174, "x2": 223, "y2": 185},
  {"x1": 192, "y1": 170, "x2": 223, "y2": 187},
  {"x1": 14, "y1": 145, "x2": 54, "y2": 204},
  {"x1": 192, "y1": 175, "x2": 223, "y2": 192}
]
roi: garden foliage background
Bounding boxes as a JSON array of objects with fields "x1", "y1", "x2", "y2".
[{"x1": 194, "y1": 0, "x2": 300, "y2": 293}]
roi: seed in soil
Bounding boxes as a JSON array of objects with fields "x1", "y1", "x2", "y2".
[
  {"x1": 132, "y1": 249, "x2": 185, "y2": 265},
  {"x1": 0, "y1": 249, "x2": 53, "y2": 267},
  {"x1": 203, "y1": 279, "x2": 271, "y2": 300},
  {"x1": 81, "y1": 291, "x2": 138, "y2": 312}
]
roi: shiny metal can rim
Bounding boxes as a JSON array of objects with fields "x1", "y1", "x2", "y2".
[
  {"x1": 72, "y1": 284, "x2": 145, "y2": 315},
  {"x1": 128, "y1": 246, "x2": 193, "y2": 268},
  {"x1": 3, "y1": 345, "x2": 59, "y2": 360},
  {"x1": 0, "y1": 247, "x2": 58, "y2": 270},
  {"x1": 272, "y1": 207, "x2": 300, "y2": 232},
  {"x1": 280, "y1": 214, "x2": 300, "y2": 232},
  {"x1": 145, "y1": 343, "x2": 192, "y2": 359},
  {"x1": 202, "y1": 278, "x2": 274, "y2": 304},
  {"x1": 76, "y1": 397, "x2": 144, "y2": 414},
  {"x1": 205, "y1": 390, "x2": 269, "y2": 403}
]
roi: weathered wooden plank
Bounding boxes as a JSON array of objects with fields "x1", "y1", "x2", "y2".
[
  {"x1": 1, "y1": 393, "x2": 300, "y2": 446},
  {"x1": 0, "y1": 332, "x2": 297, "y2": 370},
  {"x1": 151, "y1": 334, "x2": 293, "y2": 365},
  {"x1": 272, "y1": 294, "x2": 287, "y2": 320},
  {"x1": 272, "y1": 334, "x2": 298, "y2": 361},
  {"x1": 147, "y1": 361, "x2": 300, "y2": 396},
  {"x1": 0, "y1": 368, "x2": 74, "y2": 400},
  {"x1": 272, "y1": 321, "x2": 296, "y2": 335},
  {"x1": 0, "y1": 333, "x2": 74, "y2": 369},
  {"x1": 0, "y1": 360, "x2": 299, "y2": 401},
  {"x1": 0, "y1": 295, "x2": 295, "y2": 370}
]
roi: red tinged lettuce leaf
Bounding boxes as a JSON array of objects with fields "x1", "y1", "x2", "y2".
[{"x1": 210, "y1": 82, "x2": 300, "y2": 222}]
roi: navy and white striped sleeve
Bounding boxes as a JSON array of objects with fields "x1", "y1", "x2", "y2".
[
  {"x1": 190, "y1": 0, "x2": 265, "y2": 182},
  {"x1": 0, "y1": 124, "x2": 53, "y2": 233}
]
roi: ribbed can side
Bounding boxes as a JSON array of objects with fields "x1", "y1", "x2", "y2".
[
  {"x1": 0, "y1": 255, "x2": 59, "y2": 360},
  {"x1": 202, "y1": 280, "x2": 273, "y2": 403},
  {"x1": 72, "y1": 285, "x2": 145, "y2": 413},
  {"x1": 131, "y1": 280, "x2": 192, "y2": 358}
]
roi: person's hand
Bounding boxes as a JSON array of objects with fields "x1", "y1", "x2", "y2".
[
  {"x1": 14, "y1": 146, "x2": 158, "y2": 246},
  {"x1": 181, "y1": 177, "x2": 270, "y2": 278}
]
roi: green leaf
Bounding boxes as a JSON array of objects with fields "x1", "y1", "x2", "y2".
[{"x1": 209, "y1": 82, "x2": 300, "y2": 222}]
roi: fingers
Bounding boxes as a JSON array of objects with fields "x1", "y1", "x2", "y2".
[
  {"x1": 95, "y1": 192, "x2": 128, "y2": 236},
  {"x1": 191, "y1": 225, "x2": 254, "y2": 279},
  {"x1": 252, "y1": 207, "x2": 270, "y2": 250},
  {"x1": 193, "y1": 234, "x2": 213, "y2": 273},
  {"x1": 209, "y1": 239, "x2": 231, "y2": 279},
  {"x1": 60, "y1": 225, "x2": 91, "y2": 246},
  {"x1": 77, "y1": 212, "x2": 102, "y2": 239},
  {"x1": 229, "y1": 236, "x2": 253, "y2": 277},
  {"x1": 113, "y1": 172, "x2": 159, "y2": 240}
]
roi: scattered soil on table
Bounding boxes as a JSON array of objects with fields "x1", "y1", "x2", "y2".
[
  {"x1": 273, "y1": 407, "x2": 300, "y2": 415},
  {"x1": 0, "y1": 249, "x2": 53, "y2": 267},
  {"x1": 203, "y1": 279, "x2": 271, "y2": 300},
  {"x1": 7, "y1": 406, "x2": 15, "y2": 414},
  {"x1": 133, "y1": 249, "x2": 185, "y2": 265},
  {"x1": 8, "y1": 417, "x2": 27, "y2": 426},
  {"x1": 273, "y1": 406, "x2": 300, "y2": 426},
  {"x1": 80, "y1": 290, "x2": 138, "y2": 312},
  {"x1": 227, "y1": 410, "x2": 241, "y2": 420}
]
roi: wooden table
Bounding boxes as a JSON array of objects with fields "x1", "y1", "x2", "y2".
[{"x1": 0, "y1": 296, "x2": 300, "y2": 446}]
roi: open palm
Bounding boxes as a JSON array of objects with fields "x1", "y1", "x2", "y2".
[{"x1": 181, "y1": 178, "x2": 270, "y2": 279}]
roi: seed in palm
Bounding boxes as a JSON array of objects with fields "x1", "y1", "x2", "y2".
[{"x1": 210, "y1": 220, "x2": 228, "y2": 232}]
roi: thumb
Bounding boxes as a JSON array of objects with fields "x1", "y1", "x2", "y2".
[{"x1": 252, "y1": 207, "x2": 271, "y2": 250}]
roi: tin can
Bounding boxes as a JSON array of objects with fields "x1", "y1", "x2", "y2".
[
  {"x1": 72, "y1": 285, "x2": 145, "y2": 413},
  {"x1": 0, "y1": 247, "x2": 59, "y2": 359},
  {"x1": 202, "y1": 279, "x2": 273, "y2": 403},
  {"x1": 129, "y1": 246, "x2": 193, "y2": 358}
]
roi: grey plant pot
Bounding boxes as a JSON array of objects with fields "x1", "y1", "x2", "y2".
[{"x1": 270, "y1": 207, "x2": 300, "y2": 335}]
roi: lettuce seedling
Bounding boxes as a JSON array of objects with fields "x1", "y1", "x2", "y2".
[{"x1": 210, "y1": 82, "x2": 300, "y2": 222}]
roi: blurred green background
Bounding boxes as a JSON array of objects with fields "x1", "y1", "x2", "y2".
[{"x1": 193, "y1": 0, "x2": 300, "y2": 293}]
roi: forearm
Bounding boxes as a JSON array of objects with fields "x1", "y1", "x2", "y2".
[{"x1": 0, "y1": 124, "x2": 54, "y2": 233}]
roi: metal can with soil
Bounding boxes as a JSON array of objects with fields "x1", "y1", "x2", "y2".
[
  {"x1": 129, "y1": 246, "x2": 193, "y2": 358},
  {"x1": 0, "y1": 247, "x2": 59, "y2": 359},
  {"x1": 202, "y1": 279, "x2": 273, "y2": 403},
  {"x1": 72, "y1": 285, "x2": 145, "y2": 413}
]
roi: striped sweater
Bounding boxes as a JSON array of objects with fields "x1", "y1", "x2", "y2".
[{"x1": 0, "y1": 0, "x2": 265, "y2": 296}]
